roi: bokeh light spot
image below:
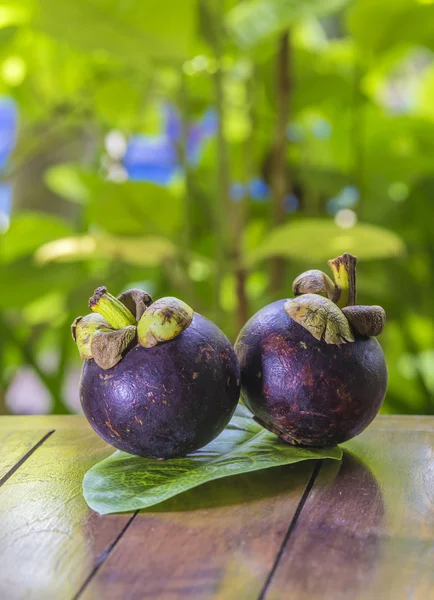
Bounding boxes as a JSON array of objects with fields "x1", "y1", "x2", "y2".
[
  {"x1": 388, "y1": 181, "x2": 409, "y2": 202},
  {"x1": 1, "y1": 56, "x2": 26, "y2": 86},
  {"x1": 105, "y1": 130, "x2": 127, "y2": 160},
  {"x1": 335, "y1": 208, "x2": 358, "y2": 229}
]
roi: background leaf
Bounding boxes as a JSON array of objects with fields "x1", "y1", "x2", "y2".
[
  {"x1": 83, "y1": 404, "x2": 342, "y2": 515},
  {"x1": 0, "y1": 260, "x2": 85, "y2": 309},
  {"x1": 246, "y1": 219, "x2": 406, "y2": 265},
  {"x1": 348, "y1": 0, "x2": 434, "y2": 55},
  {"x1": 35, "y1": 0, "x2": 197, "y2": 67},
  {"x1": 83, "y1": 176, "x2": 184, "y2": 236},
  {"x1": 227, "y1": 0, "x2": 350, "y2": 48},
  {"x1": 35, "y1": 234, "x2": 176, "y2": 267},
  {"x1": 44, "y1": 164, "x2": 90, "y2": 205},
  {"x1": 0, "y1": 213, "x2": 72, "y2": 264}
]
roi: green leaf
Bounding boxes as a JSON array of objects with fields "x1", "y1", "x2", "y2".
[
  {"x1": 44, "y1": 164, "x2": 90, "y2": 204},
  {"x1": 83, "y1": 404, "x2": 342, "y2": 515},
  {"x1": 35, "y1": 234, "x2": 176, "y2": 267},
  {"x1": 92, "y1": 77, "x2": 144, "y2": 128},
  {"x1": 1, "y1": 213, "x2": 72, "y2": 264},
  {"x1": 348, "y1": 0, "x2": 434, "y2": 55},
  {"x1": 246, "y1": 219, "x2": 406, "y2": 266},
  {"x1": 227, "y1": 0, "x2": 350, "y2": 48},
  {"x1": 58, "y1": 172, "x2": 184, "y2": 237},
  {"x1": 0, "y1": 259, "x2": 84, "y2": 309},
  {"x1": 46, "y1": 168, "x2": 184, "y2": 236},
  {"x1": 0, "y1": 25, "x2": 18, "y2": 46},
  {"x1": 86, "y1": 180, "x2": 184, "y2": 237},
  {"x1": 35, "y1": 0, "x2": 197, "y2": 68}
]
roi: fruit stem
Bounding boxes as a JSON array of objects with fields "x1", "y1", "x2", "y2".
[
  {"x1": 89, "y1": 286, "x2": 136, "y2": 329},
  {"x1": 328, "y1": 253, "x2": 358, "y2": 307}
]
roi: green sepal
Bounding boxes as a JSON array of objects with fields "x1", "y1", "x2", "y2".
[
  {"x1": 91, "y1": 325, "x2": 137, "y2": 370},
  {"x1": 284, "y1": 293, "x2": 355, "y2": 344},
  {"x1": 138, "y1": 297, "x2": 194, "y2": 348},
  {"x1": 71, "y1": 313, "x2": 111, "y2": 360}
]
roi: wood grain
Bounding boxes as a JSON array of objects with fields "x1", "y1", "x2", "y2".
[
  {"x1": 0, "y1": 428, "x2": 52, "y2": 481},
  {"x1": 263, "y1": 421, "x2": 434, "y2": 600},
  {"x1": 81, "y1": 462, "x2": 317, "y2": 600},
  {"x1": 0, "y1": 415, "x2": 90, "y2": 430},
  {"x1": 0, "y1": 421, "x2": 132, "y2": 600},
  {"x1": 2, "y1": 414, "x2": 434, "y2": 600}
]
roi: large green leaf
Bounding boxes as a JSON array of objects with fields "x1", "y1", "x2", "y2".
[
  {"x1": 86, "y1": 180, "x2": 184, "y2": 237},
  {"x1": 55, "y1": 171, "x2": 183, "y2": 236},
  {"x1": 0, "y1": 259, "x2": 84, "y2": 309},
  {"x1": 46, "y1": 167, "x2": 184, "y2": 236},
  {"x1": 227, "y1": 0, "x2": 350, "y2": 48},
  {"x1": 1, "y1": 213, "x2": 72, "y2": 264},
  {"x1": 83, "y1": 404, "x2": 342, "y2": 515},
  {"x1": 35, "y1": 234, "x2": 176, "y2": 267},
  {"x1": 44, "y1": 164, "x2": 90, "y2": 205},
  {"x1": 246, "y1": 219, "x2": 406, "y2": 266},
  {"x1": 35, "y1": 0, "x2": 197, "y2": 68},
  {"x1": 348, "y1": 0, "x2": 434, "y2": 55}
]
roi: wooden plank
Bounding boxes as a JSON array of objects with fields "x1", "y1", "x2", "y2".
[
  {"x1": 0, "y1": 424, "x2": 133, "y2": 600},
  {"x1": 263, "y1": 421, "x2": 434, "y2": 600},
  {"x1": 2, "y1": 413, "x2": 433, "y2": 432},
  {"x1": 81, "y1": 462, "x2": 317, "y2": 600},
  {"x1": 0, "y1": 428, "x2": 53, "y2": 481},
  {"x1": 369, "y1": 414, "x2": 434, "y2": 432},
  {"x1": 0, "y1": 415, "x2": 89, "y2": 430}
]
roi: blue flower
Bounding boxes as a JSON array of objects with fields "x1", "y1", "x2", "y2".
[
  {"x1": 248, "y1": 177, "x2": 269, "y2": 202},
  {"x1": 124, "y1": 104, "x2": 218, "y2": 185},
  {"x1": 0, "y1": 97, "x2": 17, "y2": 170},
  {"x1": 0, "y1": 183, "x2": 12, "y2": 214},
  {"x1": 124, "y1": 135, "x2": 178, "y2": 185},
  {"x1": 283, "y1": 193, "x2": 299, "y2": 213},
  {"x1": 0, "y1": 97, "x2": 17, "y2": 221}
]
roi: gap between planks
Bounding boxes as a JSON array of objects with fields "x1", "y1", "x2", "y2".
[
  {"x1": 0, "y1": 429, "x2": 55, "y2": 488},
  {"x1": 72, "y1": 511, "x2": 139, "y2": 600},
  {"x1": 0, "y1": 429, "x2": 324, "y2": 600},
  {"x1": 72, "y1": 459, "x2": 323, "y2": 600},
  {"x1": 257, "y1": 460, "x2": 323, "y2": 600}
]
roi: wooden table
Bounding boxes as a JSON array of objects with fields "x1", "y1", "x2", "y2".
[{"x1": 0, "y1": 415, "x2": 433, "y2": 600}]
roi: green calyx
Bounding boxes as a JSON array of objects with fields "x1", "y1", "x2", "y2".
[
  {"x1": 138, "y1": 297, "x2": 194, "y2": 348},
  {"x1": 288, "y1": 253, "x2": 386, "y2": 344},
  {"x1": 292, "y1": 269, "x2": 339, "y2": 303},
  {"x1": 72, "y1": 288, "x2": 194, "y2": 368},
  {"x1": 285, "y1": 294, "x2": 354, "y2": 344},
  {"x1": 71, "y1": 314, "x2": 111, "y2": 360},
  {"x1": 342, "y1": 305, "x2": 386, "y2": 337},
  {"x1": 91, "y1": 326, "x2": 137, "y2": 370},
  {"x1": 89, "y1": 286, "x2": 136, "y2": 329}
]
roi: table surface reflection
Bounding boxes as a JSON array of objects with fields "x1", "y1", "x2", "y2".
[{"x1": 0, "y1": 414, "x2": 433, "y2": 600}]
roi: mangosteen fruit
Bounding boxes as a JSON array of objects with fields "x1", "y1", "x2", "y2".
[
  {"x1": 235, "y1": 253, "x2": 388, "y2": 447},
  {"x1": 72, "y1": 287, "x2": 240, "y2": 458}
]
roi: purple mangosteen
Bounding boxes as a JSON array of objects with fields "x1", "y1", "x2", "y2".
[
  {"x1": 72, "y1": 287, "x2": 240, "y2": 459},
  {"x1": 235, "y1": 254, "x2": 388, "y2": 447}
]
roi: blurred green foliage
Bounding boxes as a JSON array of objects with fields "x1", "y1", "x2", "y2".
[{"x1": 0, "y1": 0, "x2": 432, "y2": 415}]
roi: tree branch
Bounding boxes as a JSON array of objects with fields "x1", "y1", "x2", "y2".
[{"x1": 269, "y1": 31, "x2": 291, "y2": 295}]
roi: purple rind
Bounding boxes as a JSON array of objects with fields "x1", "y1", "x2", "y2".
[
  {"x1": 235, "y1": 300, "x2": 388, "y2": 447},
  {"x1": 80, "y1": 313, "x2": 240, "y2": 458}
]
